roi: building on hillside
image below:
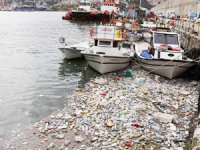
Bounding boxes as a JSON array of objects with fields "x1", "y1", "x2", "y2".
[
  {"x1": 62, "y1": 0, "x2": 79, "y2": 5},
  {"x1": 148, "y1": 0, "x2": 164, "y2": 5}
]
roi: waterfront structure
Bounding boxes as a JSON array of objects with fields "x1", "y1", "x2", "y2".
[{"x1": 151, "y1": 0, "x2": 200, "y2": 18}]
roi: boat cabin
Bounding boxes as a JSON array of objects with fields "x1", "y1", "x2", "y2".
[
  {"x1": 151, "y1": 31, "x2": 183, "y2": 60},
  {"x1": 78, "y1": 0, "x2": 91, "y2": 11},
  {"x1": 100, "y1": 0, "x2": 119, "y2": 13},
  {"x1": 90, "y1": 25, "x2": 131, "y2": 55}
]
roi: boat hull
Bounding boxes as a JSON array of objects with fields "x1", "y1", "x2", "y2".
[
  {"x1": 59, "y1": 48, "x2": 82, "y2": 59},
  {"x1": 82, "y1": 53, "x2": 130, "y2": 74},
  {"x1": 63, "y1": 11, "x2": 110, "y2": 22},
  {"x1": 137, "y1": 56, "x2": 196, "y2": 79}
]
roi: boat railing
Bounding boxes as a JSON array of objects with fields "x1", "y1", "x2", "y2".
[{"x1": 90, "y1": 25, "x2": 125, "y2": 40}]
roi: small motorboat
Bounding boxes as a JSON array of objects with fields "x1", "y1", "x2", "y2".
[
  {"x1": 59, "y1": 38, "x2": 92, "y2": 59},
  {"x1": 81, "y1": 25, "x2": 134, "y2": 74},
  {"x1": 135, "y1": 29, "x2": 197, "y2": 79}
]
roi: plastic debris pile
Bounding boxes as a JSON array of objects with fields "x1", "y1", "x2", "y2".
[{"x1": 33, "y1": 69, "x2": 199, "y2": 150}]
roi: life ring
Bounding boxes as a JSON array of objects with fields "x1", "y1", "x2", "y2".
[
  {"x1": 89, "y1": 27, "x2": 94, "y2": 38},
  {"x1": 59, "y1": 37, "x2": 65, "y2": 43}
]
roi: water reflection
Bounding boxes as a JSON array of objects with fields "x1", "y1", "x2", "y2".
[{"x1": 58, "y1": 58, "x2": 100, "y2": 87}]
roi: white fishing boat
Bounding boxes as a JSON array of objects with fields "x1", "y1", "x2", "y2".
[
  {"x1": 59, "y1": 38, "x2": 92, "y2": 59},
  {"x1": 135, "y1": 29, "x2": 197, "y2": 79},
  {"x1": 81, "y1": 25, "x2": 134, "y2": 74}
]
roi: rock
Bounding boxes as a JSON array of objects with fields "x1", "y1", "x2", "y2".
[
  {"x1": 106, "y1": 120, "x2": 114, "y2": 128},
  {"x1": 63, "y1": 114, "x2": 72, "y2": 121},
  {"x1": 94, "y1": 78, "x2": 107, "y2": 85},
  {"x1": 74, "y1": 109, "x2": 82, "y2": 115},
  {"x1": 169, "y1": 123, "x2": 176, "y2": 131},
  {"x1": 142, "y1": 90, "x2": 149, "y2": 95},
  {"x1": 90, "y1": 137, "x2": 98, "y2": 142},
  {"x1": 153, "y1": 113, "x2": 175, "y2": 123},
  {"x1": 55, "y1": 133, "x2": 65, "y2": 139},
  {"x1": 75, "y1": 136, "x2": 84, "y2": 143},
  {"x1": 180, "y1": 91, "x2": 190, "y2": 96},
  {"x1": 130, "y1": 131, "x2": 141, "y2": 138},
  {"x1": 58, "y1": 125, "x2": 68, "y2": 130},
  {"x1": 22, "y1": 142, "x2": 28, "y2": 145},
  {"x1": 194, "y1": 128, "x2": 200, "y2": 139},
  {"x1": 47, "y1": 142, "x2": 55, "y2": 150},
  {"x1": 64, "y1": 140, "x2": 71, "y2": 146},
  {"x1": 55, "y1": 113, "x2": 63, "y2": 119},
  {"x1": 59, "y1": 145, "x2": 65, "y2": 150}
]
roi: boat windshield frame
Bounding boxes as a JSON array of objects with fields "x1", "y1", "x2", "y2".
[{"x1": 153, "y1": 31, "x2": 179, "y2": 46}]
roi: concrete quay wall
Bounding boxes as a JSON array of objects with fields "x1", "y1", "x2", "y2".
[
  {"x1": 151, "y1": 0, "x2": 200, "y2": 17},
  {"x1": 174, "y1": 19, "x2": 200, "y2": 49},
  {"x1": 180, "y1": 33, "x2": 200, "y2": 50}
]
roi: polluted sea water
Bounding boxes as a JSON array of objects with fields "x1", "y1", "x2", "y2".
[{"x1": 4, "y1": 67, "x2": 199, "y2": 150}]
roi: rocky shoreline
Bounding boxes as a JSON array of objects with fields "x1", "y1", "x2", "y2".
[{"x1": 2, "y1": 67, "x2": 199, "y2": 150}]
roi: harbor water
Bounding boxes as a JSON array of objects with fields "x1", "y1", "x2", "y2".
[{"x1": 0, "y1": 11, "x2": 98, "y2": 140}]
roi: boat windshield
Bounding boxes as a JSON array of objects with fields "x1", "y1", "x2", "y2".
[
  {"x1": 99, "y1": 41, "x2": 111, "y2": 46},
  {"x1": 154, "y1": 33, "x2": 179, "y2": 45},
  {"x1": 80, "y1": 2, "x2": 91, "y2": 6}
]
